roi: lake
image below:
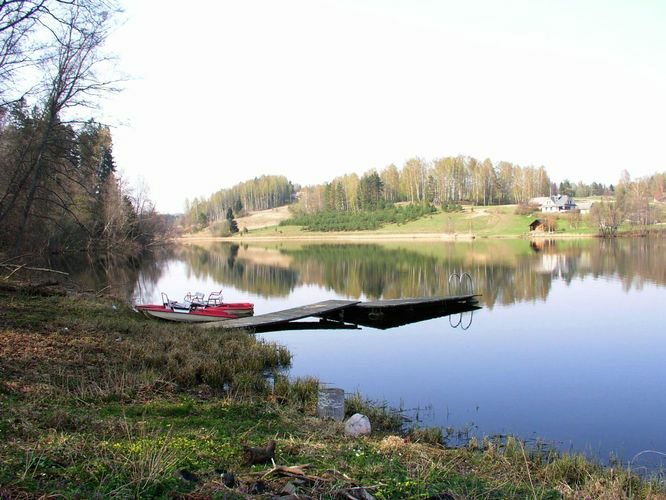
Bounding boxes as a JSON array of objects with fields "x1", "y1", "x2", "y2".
[{"x1": 64, "y1": 237, "x2": 666, "y2": 471}]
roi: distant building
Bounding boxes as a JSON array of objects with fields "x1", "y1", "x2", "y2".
[
  {"x1": 540, "y1": 195, "x2": 576, "y2": 213},
  {"x1": 529, "y1": 219, "x2": 545, "y2": 232},
  {"x1": 529, "y1": 197, "x2": 551, "y2": 207},
  {"x1": 576, "y1": 202, "x2": 593, "y2": 214}
]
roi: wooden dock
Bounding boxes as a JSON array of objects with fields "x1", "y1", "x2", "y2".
[
  {"x1": 201, "y1": 299, "x2": 360, "y2": 331},
  {"x1": 201, "y1": 294, "x2": 479, "y2": 333},
  {"x1": 320, "y1": 294, "x2": 480, "y2": 330},
  {"x1": 350, "y1": 294, "x2": 478, "y2": 310}
]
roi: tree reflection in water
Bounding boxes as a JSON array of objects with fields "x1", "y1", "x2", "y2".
[{"x1": 140, "y1": 238, "x2": 666, "y2": 309}]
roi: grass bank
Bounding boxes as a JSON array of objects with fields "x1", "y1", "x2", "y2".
[
  {"x1": 222, "y1": 205, "x2": 600, "y2": 241},
  {"x1": 183, "y1": 203, "x2": 666, "y2": 242},
  {"x1": 1, "y1": 283, "x2": 663, "y2": 498}
]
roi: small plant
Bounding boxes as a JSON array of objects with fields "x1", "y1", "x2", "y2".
[
  {"x1": 273, "y1": 375, "x2": 319, "y2": 413},
  {"x1": 467, "y1": 436, "x2": 479, "y2": 451},
  {"x1": 345, "y1": 392, "x2": 404, "y2": 433},
  {"x1": 441, "y1": 202, "x2": 463, "y2": 213},
  {"x1": 514, "y1": 203, "x2": 540, "y2": 215},
  {"x1": 209, "y1": 220, "x2": 231, "y2": 237},
  {"x1": 407, "y1": 426, "x2": 443, "y2": 445}
]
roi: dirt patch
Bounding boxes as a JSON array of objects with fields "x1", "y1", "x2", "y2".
[{"x1": 236, "y1": 206, "x2": 291, "y2": 230}]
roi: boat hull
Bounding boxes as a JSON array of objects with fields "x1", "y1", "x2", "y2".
[{"x1": 136, "y1": 304, "x2": 253, "y2": 323}]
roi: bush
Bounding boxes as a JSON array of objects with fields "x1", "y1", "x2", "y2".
[
  {"x1": 407, "y1": 426, "x2": 443, "y2": 444},
  {"x1": 273, "y1": 375, "x2": 319, "y2": 413},
  {"x1": 345, "y1": 392, "x2": 404, "y2": 432},
  {"x1": 280, "y1": 204, "x2": 437, "y2": 232},
  {"x1": 441, "y1": 203, "x2": 463, "y2": 213},
  {"x1": 209, "y1": 220, "x2": 231, "y2": 237},
  {"x1": 514, "y1": 203, "x2": 540, "y2": 216}
]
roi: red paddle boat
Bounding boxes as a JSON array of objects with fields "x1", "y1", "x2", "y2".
[{"x1": 136, "y1": 290, "x2": 254, "y2": 323}]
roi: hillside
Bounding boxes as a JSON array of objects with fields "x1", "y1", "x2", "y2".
[
  {"x1": 242, "y1": 204, "x2": 600, "y2": 239},
  {"x1": 236, "y1": 205, "x2": 292, "y2": 230}
]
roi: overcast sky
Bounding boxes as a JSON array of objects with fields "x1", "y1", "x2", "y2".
[{"x1": 103, "y1": 0, "x2": 666, "y2": 213}]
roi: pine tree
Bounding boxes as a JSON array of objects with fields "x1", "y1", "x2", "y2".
[{"x1": 226, "y1": 207, "x2": 239, "y2": 233}]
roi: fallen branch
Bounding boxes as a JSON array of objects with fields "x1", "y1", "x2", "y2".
[
  {"x1": 1, "y1": 263, "x2": 69, "y2": 279},
  {"x1": 3, "y1": 264, "x2": 26, "y2": 280},
  {"x1": 258, "y1": 463, "x2": 331, "y2": 483}
]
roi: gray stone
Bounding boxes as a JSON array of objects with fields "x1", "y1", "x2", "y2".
[
  {"x1": 317, "y1": 387, "x2": 345, "y2": 421},
  {"x1": 344, "y1": 413, "x2": 371, "y2": 437}
]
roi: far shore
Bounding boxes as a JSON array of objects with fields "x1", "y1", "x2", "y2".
[
  {"x1": 176, "y1": 230, "x2": 600, "y2": 243},
  {"x1": 177, "y1": 204, "x2": 666, "y2": 243}
]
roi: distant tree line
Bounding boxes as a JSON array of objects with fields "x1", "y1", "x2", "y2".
[
  {"x1": 562, "y1": 170, "x2": 666, "y2": 237},
  {"x1": 295, "y1": 156, "x2": 552, "y2": 214},
  {"x1": 0, "y1": 1, "x2": 165, "y2": 256},
  {"x1": 183, "y1": 175, "x2": 295, "y2": 228},
  {"x1": 593, "y1": 170, "x2": 666, "y2": 236},
  {"x1": 555, "y1": 179, "x2": 614, "y2": 198}
]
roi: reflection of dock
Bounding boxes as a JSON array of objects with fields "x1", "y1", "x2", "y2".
[
  {"x1": 201, "y1": 295, "x2": 480, "y2": 333},
  {"x1": 323, "y1": 295, "x2": 481, "y2": 330}
]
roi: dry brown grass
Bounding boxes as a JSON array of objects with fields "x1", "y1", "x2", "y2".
[{"x1": 236, "y1": 205, "x2": 291, "y2": 230}]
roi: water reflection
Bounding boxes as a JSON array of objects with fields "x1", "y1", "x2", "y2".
[
  {"x1": 175, "y1": 243, "x2": 299, "y2": 298},
  {"x1": 141, "y1": 238, "x2": 666, "y2": 308},
  {"x1": 45, "y1": 249, "x2": 170, "y2": 300}
]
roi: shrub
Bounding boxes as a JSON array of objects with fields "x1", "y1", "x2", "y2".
[
  {"x1": 441, "y1": 203, "x2": 463, "y2": 213},
  {"x1": 280, "y1": 204, "x2": 437, "y2": 232},
  {"x1": 273, "y1": 375, "x2": 319, "y2": 413},
  {"x1": 407, "y1": 426, "x2": 443, "y2": 444},
  {"x1": 209, "y1": 220, "x2": 231, "y2": 237},
  {"x1": 345, "y1": 392, "x2": 404, "y2": 432},
  {"x1": 514, "y1": 203, "x2": 540, "y2": 216}
]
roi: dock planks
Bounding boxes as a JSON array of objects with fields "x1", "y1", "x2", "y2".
[
  {"x1": 200, "y1": 295, "x2": 480, "y2": 332},
  {"x1": 201, "y1": 299, "x2": 360, "y2": 331},
  {"x1": 320, "y1": 294, "x2": 480, "y2": 329},
  {"x1": 351, "y1": 294, "x2": 478, "y2": 310}
]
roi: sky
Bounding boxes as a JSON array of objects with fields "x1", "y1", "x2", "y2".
[{"x1": 103, "y1": 0, "x2": 666, "y2": 214}]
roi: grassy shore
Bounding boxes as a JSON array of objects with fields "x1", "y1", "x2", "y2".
[
  {"x1": 191, "y1": 205, "x2": 598, "y2": 241},
  {"x1": 1, "y1": 282, "x2": 664, "y2": 498},
  {"x1": 182, "y1": 203, "x2": 666, "y2": 243}
]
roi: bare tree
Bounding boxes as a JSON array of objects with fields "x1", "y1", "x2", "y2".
[
  {"x1": 0, "y1": 0, "x2": 47, "y2": 101},
  {"x1": 590, "y1": 201, "x2": 623, "y2": 238},
  {"x1": 0, "y1": 0, "x2": 120, "y2": 252}
]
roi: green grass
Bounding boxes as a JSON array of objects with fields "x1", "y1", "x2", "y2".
[
  {"x1": 280, "y1": 205, "x2": 438, "y2": 231},
  {"x1": 243, "y1": 204, "x2": 605, "y2": 238}
]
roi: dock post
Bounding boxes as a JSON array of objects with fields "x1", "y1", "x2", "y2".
[{"x1": 317, "y1": 388, "x2": 345, "y2": 421}]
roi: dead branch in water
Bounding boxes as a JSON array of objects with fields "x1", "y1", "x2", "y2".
[{"x1": 1, "y1": 263, "x2": 69, "y2": 280}]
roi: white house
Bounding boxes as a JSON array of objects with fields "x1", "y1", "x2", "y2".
[{"x1": 541, "y1": 195, "x2": 576, "y2": 213}]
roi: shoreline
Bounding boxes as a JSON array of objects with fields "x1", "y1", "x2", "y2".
[
  {"x1": 1, "y1": 283, "x2": 664, "y2": 498},
  {"x1": 176, "y1": 231, "x2": 602, "y2": 243},
  {"x1": 0, "y1": 284, "x2": 664, "y2": 499}
]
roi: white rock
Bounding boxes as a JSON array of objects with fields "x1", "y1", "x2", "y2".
[{"x1": 344, "y1": 413, "x2": 371, "y2": 437}]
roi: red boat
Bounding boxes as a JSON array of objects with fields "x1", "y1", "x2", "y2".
[{"x1": 136, "y1": 290, "x2": 254, "y2": 323}]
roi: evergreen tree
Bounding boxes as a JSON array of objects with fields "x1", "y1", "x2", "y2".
[
  {"x1": 234, "y1": 197, "x2": 243, "y2": 215},
  {"x1": 97, "y1": 147, "x2": 116, "y2": 194},
  {"x1": 226, "y1": 207, "x2": 239, "y2": 233}
]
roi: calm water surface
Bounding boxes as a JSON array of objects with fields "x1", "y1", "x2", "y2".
[{"x1": 74, "y1": 238, "x2": 666, "y2": 469}]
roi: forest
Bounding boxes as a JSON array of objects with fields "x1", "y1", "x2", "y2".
[
  {"x1": 183, "y1": 175, "x2": 295, "y2": 228},
  {"x1": 0, "y1": 0, "x2": 165, "y2": 257},
  {"x1": 181, "y1": 150, "x2": 666, "y2": 235}
]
